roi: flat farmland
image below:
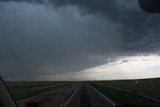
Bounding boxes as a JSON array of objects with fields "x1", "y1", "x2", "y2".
[
  {"x1": 5, "y1": 81, "x2": 70, "y2": 102},
  {"x1": 4, "y1": 78, "x2": 160, "y2": 106},
  {"x1": 90, "y1": 78, "x2": 160, "y2": 106}
]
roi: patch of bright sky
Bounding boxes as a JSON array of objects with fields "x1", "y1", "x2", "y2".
[{"x1": 48, "y1": 54, "x2": 160, "y2": 81}]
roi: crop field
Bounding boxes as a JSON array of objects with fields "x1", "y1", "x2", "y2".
[
  {"x1": 90, "y1": 78, "x2": 160, "y2": 106},
  {"x1": 5, "y1": 81, "x2": 70, "y2": 102}
]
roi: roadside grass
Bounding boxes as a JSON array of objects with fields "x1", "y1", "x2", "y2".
[
  {"x1": 90, "y1": 83, "x2": 154, "y2": 106},
  {"x1": 6, "y1": 81, "x2": 70, "y2": 102},
  {"x1": 89, "y1": 78, "x2": 160, "y2": 106},
  {"x1": 92, "y1": 78, "x2": 160, "y2": 100}
]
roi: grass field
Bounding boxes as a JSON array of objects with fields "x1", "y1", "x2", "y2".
[
  {"x1": 5, "y1": 78, "x2": 160, "y2": 105},
  {"x1": 90, "y1": 78, "x2": 160, "y2": 106},
  {"x1": 5, "y1": 81, "x2": 70, "y2": 102}
]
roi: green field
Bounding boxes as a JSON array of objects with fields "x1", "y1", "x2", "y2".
[
  {"x1": 5, "y1": 78, "x2": 160, "y2": 105},
  {"x1": 90, "y1": 78, "x2": 160, "y2": 106},
  {"x1": 6, "y1": 81, "x2": 70, "y2": 102}
]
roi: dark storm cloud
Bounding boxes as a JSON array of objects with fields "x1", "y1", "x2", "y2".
[
  {"x1": 51, "y1": 0, "x2": 160, "y2": 52},
  {"x1": 3, "y1": 0, "x2": 159, "y2": 52},
  {"x1": 0, "y1": 0, "x2": 160, "y2": 80}
]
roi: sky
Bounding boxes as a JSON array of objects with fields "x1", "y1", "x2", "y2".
[{"x1": 0, "y1": 0, "x2": 160, "y2": 81}]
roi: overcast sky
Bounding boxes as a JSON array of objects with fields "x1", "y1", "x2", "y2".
[{"x1": 0, "y1": 0, "x2": 160, "y2": 81}]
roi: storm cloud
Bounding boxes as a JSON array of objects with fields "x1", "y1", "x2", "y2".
[{"x1": 0, "y1": 0, "x2": 160, "y2": 80}]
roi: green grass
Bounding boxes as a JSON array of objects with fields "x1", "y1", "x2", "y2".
[
  {"x1": 92, "y1": 78, "x2": 160, "y2": 100},
  {"x1": 6, "y1": 81, "x2": 70, "y2": 102},
  {"x1": 89, "y1": 78, "x2": 160, "y2": 106},
  {"x1": 90, "y1": 83, "x2": 156, "y2": 106}
]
